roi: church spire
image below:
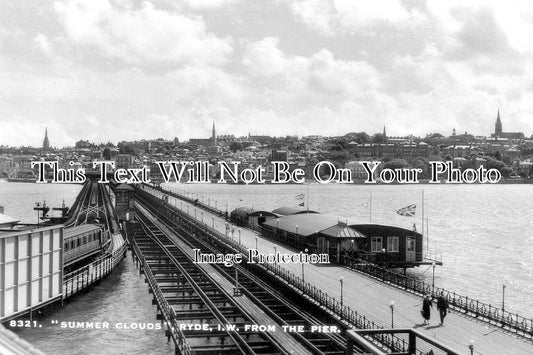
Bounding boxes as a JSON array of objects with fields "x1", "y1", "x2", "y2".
[
  {"x1": 43, "y1": 126, "x2": 50, "y2": 150},
  {"x1": 382, "y1": 125, "x2": 386, "y2": 138},
  {"x1": 495, "y1": 109, "x2": 502, "y2": 136},
  {"x1": 211, "y1": 121, "x2": 216, "y2": 146}
]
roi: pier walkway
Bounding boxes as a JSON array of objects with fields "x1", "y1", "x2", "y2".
[{"x1": 145, "y1": 185, "x2": 533, "y2": 355}]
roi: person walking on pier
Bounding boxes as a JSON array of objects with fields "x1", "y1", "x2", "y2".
[
  {"x1": 421, "y1": 294, "x2": 433, "y2": 325},
  {"x1": 436, "y1": 292, "x2": 449, "y2": 326}
]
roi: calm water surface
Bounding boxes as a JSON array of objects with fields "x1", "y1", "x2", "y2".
[
  {"x1": 165, "y1": 182, "x2": 533, "y2": 317},
  {"x1": 1, "y1": 180, "x2": 533, "y2": 353}
]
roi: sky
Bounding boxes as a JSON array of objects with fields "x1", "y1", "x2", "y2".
[{"x1": 2, "y1": 0, "x2": 533, "y2": 148}]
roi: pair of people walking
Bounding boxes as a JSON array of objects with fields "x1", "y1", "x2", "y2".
[{"x1": 421, "y1": 292, "x2": 449, "y2": 326}]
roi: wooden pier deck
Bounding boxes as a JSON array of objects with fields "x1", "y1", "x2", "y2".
[{"x1": 160, "y1": 190, "x2": 533, "y2": 355}]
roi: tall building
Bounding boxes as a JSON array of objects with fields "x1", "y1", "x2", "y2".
[
  {"x1": 495, "y1": 110, "x2": 502, "y2": 136},
  {"x1": 43, "y1": 127, "x2": 50, "y2": 150},
  {"x1": 211, "y1": 121, "x2": 217, "y2": 146},
  {"x1": 491, "y1": 110, "x2": 524, "y2": 139}
]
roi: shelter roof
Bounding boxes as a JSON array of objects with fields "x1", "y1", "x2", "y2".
[
  {"x1": 348, "y1": 223, "x2": 422, "y2": 238},
  {"x1": 271, "y1": 206, "x2": 319, "y2": 216},
  {"x1": 263, "y1": 214, "x2": 363, "y2": 238}
]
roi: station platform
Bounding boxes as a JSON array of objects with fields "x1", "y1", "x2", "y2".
[{"x1": 153, "y1": 188, "x2": 533, "y2": 355}]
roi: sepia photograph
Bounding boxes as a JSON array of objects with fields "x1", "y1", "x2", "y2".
[{"x1": 1, "y1": 1, "x2": 533, "y2": 354}]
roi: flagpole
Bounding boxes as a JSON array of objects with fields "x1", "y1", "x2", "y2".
[
  {"x1": 422, "y1": 189, "x2": 426, "y2": 257},
  {"x1": 426, "y1": 217, "x2": 429, "y2": 259},
  {"x1": 306, "y1": 182, "x2": 309, "y2": 213},
  {"x1": 369, "y1": 192, "x2": 372, "y2": 222}
]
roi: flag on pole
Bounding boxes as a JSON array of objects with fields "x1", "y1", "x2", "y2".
[
  {"x1": 396, "y1": 204, "x2": 416, "y2": 217},
  {"x1": 295, "y1": 193, "x2": 305, "y2": 200}
]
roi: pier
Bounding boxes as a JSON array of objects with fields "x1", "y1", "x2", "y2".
[
  {"x1": 2, "y1": 181, "x2": 532, "y2": 354},
  {"x1": 137, "y1": 183, "x2": 533, "y2": 354}
]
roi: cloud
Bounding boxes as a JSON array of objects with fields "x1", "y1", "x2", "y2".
[
  {"x1": 242, "y1": 36, "x2": 381, "y2": 99},
  {"x1": 53, "y1": 0, "x2": 233, "y2": 68},
  {"x1": 290, "y1": 0, "x2": 413, "y2": 36},
  {"x1": 34, "y1": 33, "x2": 52, "y2": 55},
  {"x1": 179, "y1": 0, "x2": 238, "y2": 10},
  {"x1": 2, "y1": 1, "x2": 533, "y2": 147}
]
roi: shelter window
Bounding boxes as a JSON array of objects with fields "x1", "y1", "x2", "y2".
[
  {"x1": 370, "y1": 237, "x2": 383, "y2": 252},
  {"x1": 387, "y1": 236, "x2": 399, "y2": 252}
]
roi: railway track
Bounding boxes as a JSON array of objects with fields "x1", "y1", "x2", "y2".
[
  {"x1": 133, "y1": 208, "x2": 293, "y2": 354},
  {"x1": 133, "y1": 192, "x2": 363, "y2": 355},
  {"x1": 64, "y1": 180, "x2": 118, "y2": 232}
]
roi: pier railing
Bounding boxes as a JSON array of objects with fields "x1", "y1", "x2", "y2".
[
  {"x1": 63, "y1": 239, "x2": 127, "y2": 298},
  {"x1": 341, "y1": 256, "x2": 533, "y2": 338},
  {"x1": 127, "y1": 224, "x2": 193, "y2": 355},
  {"x1": 149, "y1": 185, "x2": 533, "y2": 340}
]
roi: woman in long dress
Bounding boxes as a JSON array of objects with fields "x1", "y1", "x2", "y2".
[{"x1": 422, "y1": 294, "x2": 433, "y2": 325}]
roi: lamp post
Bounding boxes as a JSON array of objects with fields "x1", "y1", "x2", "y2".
[
  {"x1": 234, "y1": 265, "x2": 242, "y2": 297},
  {"x1": 390, "y1": 301, "x2": 395, "y2": 328},
  {"x1": 274, "y1": 246, "x2": 277, "y2": 263},
  {"x1": 301, "y1": 263, "x2": 305, "y2": 281},
  {"x1": 255, "y1": 235, "x2": 258, "y2": 250},
  {"x1": 238, "y1": 228, "x2": 241, "y2": 245},
  {"x1": 502, "y1": 284, "x2": 506, "y2": 313},
  {"x1": 469, "y1": 340, "x2": 474, "y2": 355},
  {"x1": 340, "y1": 276, "x2": 344, "y2": 309}
]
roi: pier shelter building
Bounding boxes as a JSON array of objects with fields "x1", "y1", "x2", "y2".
[
  {"x1": 262, "y1": 214, "x2": 364, "y2": 262},
  {"x1": 259, "y1": 210, "x2": 425, "y2": 267},
  {"x1": 347, "y1": 224, "x2": 424, "y2": 267},
  {"x1": 229, "y1": 207, "x2": 277, "y2": 228}
]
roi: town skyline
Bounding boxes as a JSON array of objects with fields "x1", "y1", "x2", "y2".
[{"x1": 2, "y1": 109, "x2": 531, "y2": 149}]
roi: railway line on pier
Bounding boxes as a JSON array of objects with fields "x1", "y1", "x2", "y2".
[{"x1": 131, "y1": 192, "x2": 358, "y2": 355}]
